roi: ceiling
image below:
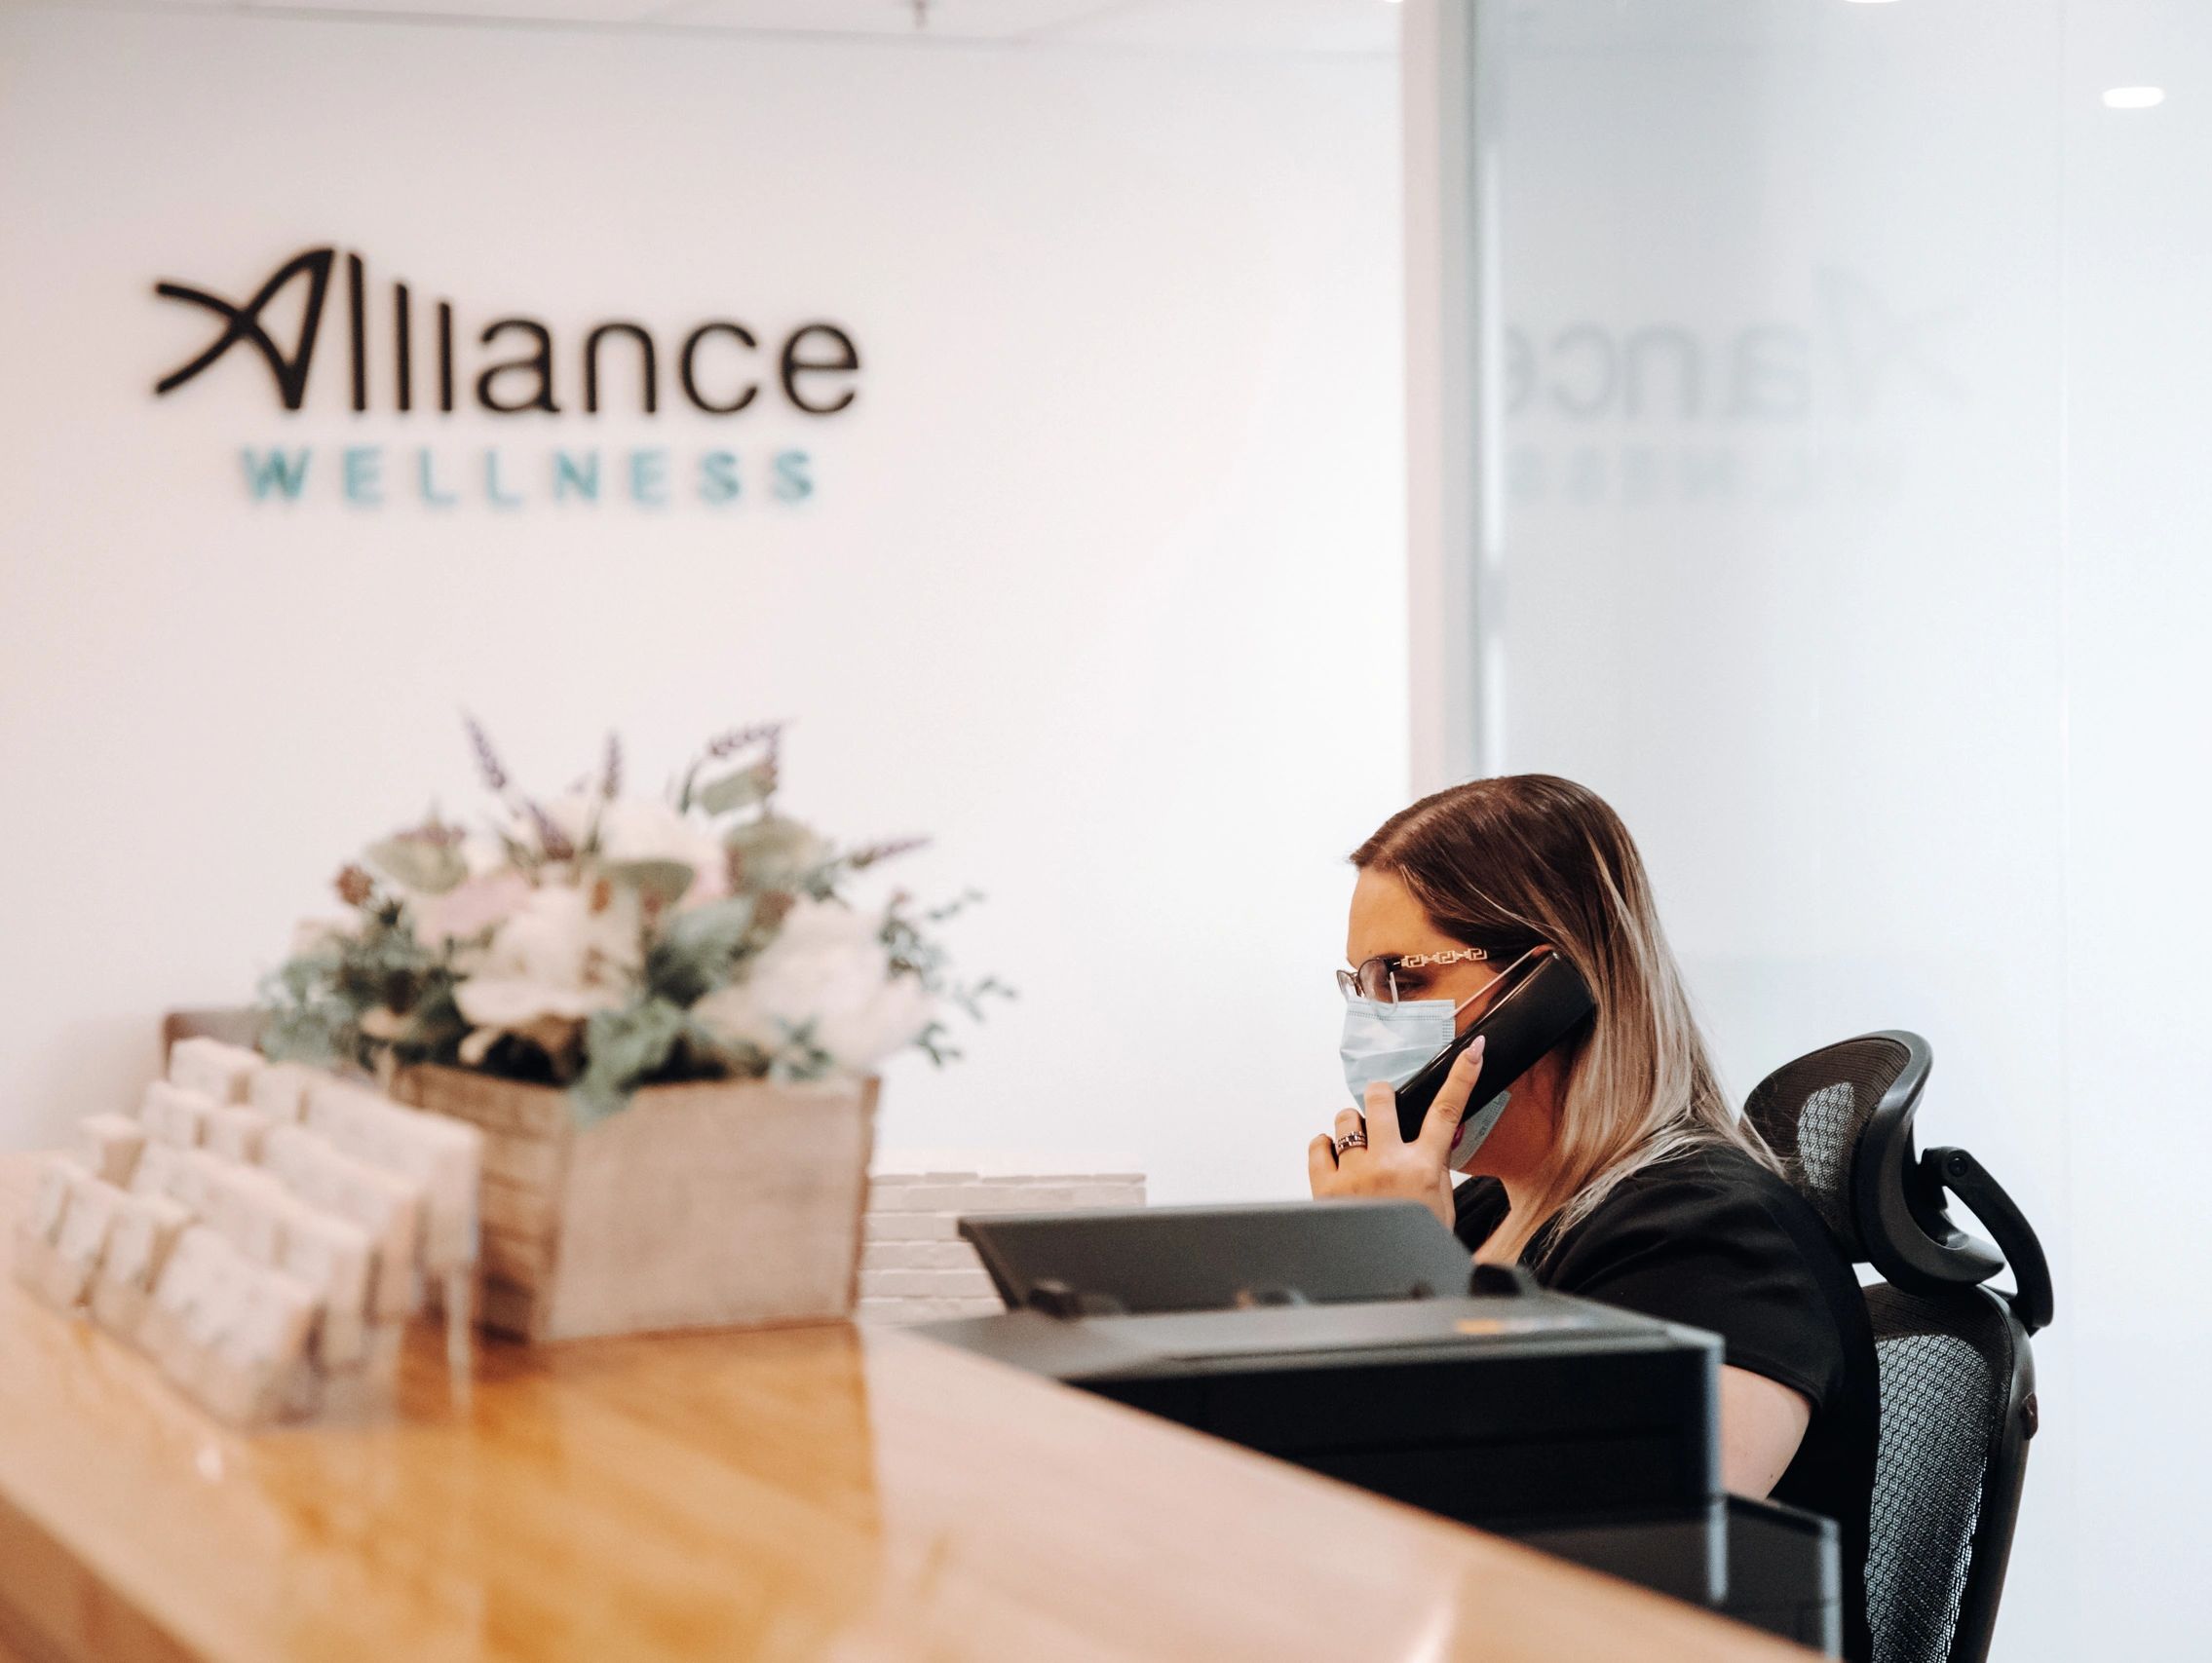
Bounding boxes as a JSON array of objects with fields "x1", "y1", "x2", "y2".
[{"x1": 79, "y1": 0, "x2": 1403, "y2": 55}]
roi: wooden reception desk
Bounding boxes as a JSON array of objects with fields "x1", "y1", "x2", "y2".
[{"x1": 0, "y1": 1154, "x2": 1809, "y2": 1663}]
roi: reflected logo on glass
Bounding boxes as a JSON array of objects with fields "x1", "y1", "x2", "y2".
[
  {"x1": 1503, "y1": 269, "x2": 1963, "y2": 511},
  {"x1": 1506, "y1": 269, "x2": 1960, "y2": 425}
]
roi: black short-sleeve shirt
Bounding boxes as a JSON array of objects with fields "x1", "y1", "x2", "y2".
[{"x1": 1454, "y1": 1145, "x2": 1877, "y2": 1663}]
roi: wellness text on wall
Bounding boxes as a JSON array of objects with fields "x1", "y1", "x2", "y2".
[{"x1": 153, "y1": 246, "x2": 861, "y2": 512}]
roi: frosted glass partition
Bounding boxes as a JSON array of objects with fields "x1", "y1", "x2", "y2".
[
  {"x1": 2053, "y1": 0, "x2": 2212, "y2": 1644},
  {"x1": 1442, "y1": 0, "x2": 2212, "y2": 1656}
]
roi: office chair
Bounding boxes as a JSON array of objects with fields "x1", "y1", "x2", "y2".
[{"x1": 1742, "y1": 1033, "x2": 2052, "y2": 1663}]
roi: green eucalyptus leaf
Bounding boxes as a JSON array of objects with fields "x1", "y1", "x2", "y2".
[
  {"x1": 645, "y1": 894, "x2": 759, "y2": 1007},
  {"x1": 726, "y1": 813, "x2": 831, "y2": 891},
  {"x1": 568, "y1": 1070, "x2": 628, "y2": 1127},
  {"x1": 767, "y1": 1017, "x2": 835, "y2": 1083},
  {"x1": 697, "y1": 763, "x2": 776, "y2": 816},
  {"x1": 600, "y1": 858, "x2": 696, "y2": 908},
  {"x1": 364, "y1": 835, "x2": 467, "y2": 895},
  {"x1": 570, "y1": 997, "x2": 690, "y2": 1123}
]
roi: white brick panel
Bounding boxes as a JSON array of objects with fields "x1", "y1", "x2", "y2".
[
  {"x1": 862, "y1": 1213, "x2": 961, "y2": 1242},
  {"x1": 854, "y1": 1154, "x2": 1148, "y2": 1326},
  {"x1": 859, "y1": 1240, "x2": 982, "y2": 1271}
]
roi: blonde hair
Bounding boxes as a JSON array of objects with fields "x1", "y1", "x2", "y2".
[{"x1": 1354, "y1": 775, "x2": 1778, "y2": 1247}]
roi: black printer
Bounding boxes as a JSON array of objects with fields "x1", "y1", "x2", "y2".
[{"x1": 916, "y1": 1199, "x2": 1839, "y2": 1654}]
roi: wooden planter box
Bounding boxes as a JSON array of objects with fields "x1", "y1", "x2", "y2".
[{"x1": 388, "y1": 1065, "x2": 878, "y2": 1343}]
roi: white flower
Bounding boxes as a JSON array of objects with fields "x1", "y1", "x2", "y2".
[
  {"x1": 549, "y1": 793, "x2": 723, "y2": 869},
  {"x1": 455, "y1": 883, "x2": 642, "y2": 1031},
  {"x1": 459, "y1": 832, "x2": 509, "y2": 878},
  {"x1": 692, "y1": 896, "x2": 936, "y2": 1075},
  {"x1": 542, "y1": 793, "x2": 730, "y2": 904},
  {"x1": 408, "y1": 869, "x2": 534, "y2": 947}
]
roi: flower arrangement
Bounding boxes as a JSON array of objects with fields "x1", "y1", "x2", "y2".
[{"x1": 261, "y1": 719, "x2": 1004, "y2": 1122}]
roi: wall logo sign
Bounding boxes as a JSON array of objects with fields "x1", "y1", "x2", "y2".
[{"x1": 152, "y1": 246, "x2": 862, "y2": 510}]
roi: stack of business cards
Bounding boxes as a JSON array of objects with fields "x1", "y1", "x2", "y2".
[{"x1": 12, "y1": 1039, "x2": 483, "y2": 1429}]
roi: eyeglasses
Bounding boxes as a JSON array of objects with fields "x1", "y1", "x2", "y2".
[{"x1": 1336, "y1": 948, "x2": 1495, "y2": 1004}]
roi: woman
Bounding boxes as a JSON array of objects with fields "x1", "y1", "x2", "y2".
[{"x1": 1310, "y1": 775, "x2": 1877, "y2": 1662}]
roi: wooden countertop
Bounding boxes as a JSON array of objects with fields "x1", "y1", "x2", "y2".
[{"x1": 0, "y1": 1153, "x2": 1809, "y2": 1663}]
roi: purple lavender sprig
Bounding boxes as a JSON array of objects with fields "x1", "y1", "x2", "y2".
[
  {"x1": 680, "y1": 720, "x2": 787, "y2": 812},
  {"x1": 843, "y1": 836, "x2": 932, "y2": 870},
  {"x1": 525, "y1": 799, "x2": 576, "y2": 862},
  {"x1": 702, "y1": 721, "x2": 785, "y2": 762},
  {"x1": 599, "y1": 732, "x2": 623, "y2": 801},
  {"x1": 460, "y1": 716, "x2": 574, "y2": 860},
  {"x1": 464, "y1": 714, "x2": 511, "y2": 794}
]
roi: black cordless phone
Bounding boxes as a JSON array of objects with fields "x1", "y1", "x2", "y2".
[{"x1": 1392, "y1": 952, "x2": 1597, "y2": 1156}]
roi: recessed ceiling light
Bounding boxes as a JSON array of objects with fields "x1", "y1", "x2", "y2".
[{"x1": 2103, "y1": 86, "x2": 2166, "y2": 110}]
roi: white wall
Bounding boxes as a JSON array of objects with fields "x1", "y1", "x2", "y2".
[
  {"x1": 0, "y1": 11, "x2": 1406, "y2": 1203},
  {"x1": 1440, "y1": 0, "x2": 2212, "y2": 1655}
]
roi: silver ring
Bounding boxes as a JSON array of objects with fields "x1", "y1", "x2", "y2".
[{"x1": 1333, "y1": 1131, "x2": 1368, "y2": 1155}]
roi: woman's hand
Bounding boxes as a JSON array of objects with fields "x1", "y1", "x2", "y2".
[{"x1": 1308, "y1": 1037, "x2": 1487, "y2": 1229}]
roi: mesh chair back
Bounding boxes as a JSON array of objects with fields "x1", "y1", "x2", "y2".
[
  {"x1": 1743, "y1": 1034, "x2": 2040, "y2": 1663},
  {"x1": 1864, "y1": 1286, "x2": 2034, "y2": 1663},
  {"x1": 1741, "y1": 1033, "x2": 1919, "y2": 1260}
]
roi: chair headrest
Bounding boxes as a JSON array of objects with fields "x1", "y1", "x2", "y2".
[
  {"x1": 1743, "y1": 1030, "x2": 2053, "y2": 1333},
  {"x1": 1742, "y1": 1031, "x2": 1926, "y2": 1262}
]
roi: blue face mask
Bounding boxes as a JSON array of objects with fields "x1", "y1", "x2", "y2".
[{"x1": 1339, "y1": 992, "x2": 1513, "y2": 1174}]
